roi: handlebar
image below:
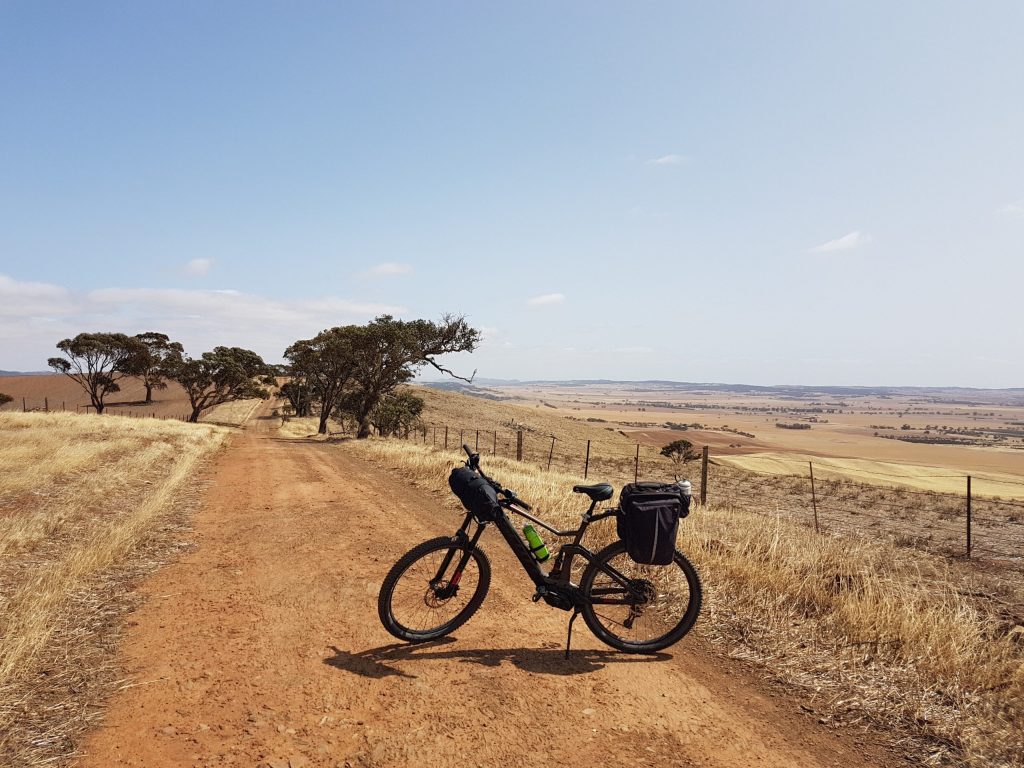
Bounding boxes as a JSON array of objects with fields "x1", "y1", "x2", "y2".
[{"x1": 462, "y1": 442, "x2": 532, "y2": 510}]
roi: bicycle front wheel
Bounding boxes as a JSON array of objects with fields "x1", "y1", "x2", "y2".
[
  {"x1": 580, "y1": 540, "x2": 702, "y2": 653},
  {"x1": 378, "y1": 536, "x2": 491, "y2": 642}
]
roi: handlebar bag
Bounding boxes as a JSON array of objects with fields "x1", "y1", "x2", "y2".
[
  {"x1": 616, "y1": 482, "x2": 689, "y2": 565},
  {"x1": 449, "y1": 467, "x2": 501, "y2": 522}
]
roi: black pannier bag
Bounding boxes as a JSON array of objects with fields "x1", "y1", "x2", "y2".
[
  {"x1": 616, "y1": 482, "x2": 690, "y2": 565},
  {"x1": 449, "y1": 467, "x2": 502, "y2": 522}
]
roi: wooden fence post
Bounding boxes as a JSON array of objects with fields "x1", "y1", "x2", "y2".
[
  {"x1": 634, "y1": 444, "x2": 640, "y2": 483},
  {"x1": 22, "y1": 397, "x2": 26, "y2": 412},
  {"x1": 966, "y1": 475, "x2": 972, "y2": 558},
  {"x1": 547, "y1": 436, "x2": 556, "y2": 470},
  {"x1": 44, "y1": 397, "x2": 49, "y2": 412},
  {"x1": 516, "y1": 430, "x2": 523, "y2": 461},
  {"x1": 584, "y1": 440, "x2": 591, "y2": 479},
  {"x1": 493, "y1": 430, "x2": 497, "y2": 455},
  {"x1": 444, "y1": 426, "x2": 448, "y2": 449},
  {"x1": 700, "y1": 446, "x2": 709, "y2": 505},
  {"x1": 475, "y1": 430, "x2": 480, "y2": 452},
  {"x1": 809, "y1": 461, "x2": 820, "y2": 534}
]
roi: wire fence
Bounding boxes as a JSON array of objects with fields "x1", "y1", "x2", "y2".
[
  {"x1": 2, "y1": 396, "x2": 194, "y2": 422},
  {"x1": 401, "y1": 420, "x2": 1023, "y2": 571}
]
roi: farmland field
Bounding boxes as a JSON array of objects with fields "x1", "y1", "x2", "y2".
[{"x1": 457, "y1": 381, "x2": 1024, "y2": 498}]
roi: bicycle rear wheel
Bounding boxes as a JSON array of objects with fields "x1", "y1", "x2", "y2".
[
  {"x1": 378, "y1": 536, "x2": 491, "y2": 642},
  {"x1": 579, "y1": 540, "x2": 701, "y2": 653}
]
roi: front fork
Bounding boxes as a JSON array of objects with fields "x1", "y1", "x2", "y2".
[{"x1": 431, "y1": 514, "x2": 486, "y2": 597}]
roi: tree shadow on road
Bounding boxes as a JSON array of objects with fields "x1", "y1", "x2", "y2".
[{"x1": 324, "y1": 639, "x2": 670, "y2": 679}]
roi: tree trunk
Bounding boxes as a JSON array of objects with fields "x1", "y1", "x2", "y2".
[
  {"x1": 318, "y1": 413, "x2": 329, "y2": 435},
  {"x1": 356, "y1": 418, "x2": 372, "y2": 439},
  {"x1": 144, "y1": 383, "x2": 153, "y2": 403},
  {"x1": 189, "y1": 406, "x2": 202, "y2": 423}
]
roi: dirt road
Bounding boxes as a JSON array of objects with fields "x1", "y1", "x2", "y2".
[{"x1": 79, "y1": 405, "x2": 906, "y2": 768}]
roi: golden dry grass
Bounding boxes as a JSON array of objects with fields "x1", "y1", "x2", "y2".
[
  {"x1": 345, "y1": 436, "x2": 1024, "y2": 768},
  {"x1": 719, "y1": 452, "x2": 1024, "y2": 500},
  {"x1": 0, "y1": 411, "x2": 228, "y2": 766},
  {"x1": 202, "y1": 397, "x2": 264, "y2": 427}
]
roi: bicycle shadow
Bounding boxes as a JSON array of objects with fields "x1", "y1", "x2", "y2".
[{"x1": 324, "y1": 638, "x2": 670, "y2": 679}]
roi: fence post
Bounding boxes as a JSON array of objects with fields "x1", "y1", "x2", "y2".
[
  {"x1": 44, "y1": 397, "x2": 49, "y2": 412},
  {"x1": 547, "y1": 436, "x2": 556, "y2": 470},
  {"x1": 809, "y1": 461, "x2": 820, "y2": 534},
  {"x1": 700, "y1": 446, "x2": 709, "y2": 505},
  {"x1": 584, "y1": 440, "x2": 591, "y2": 479},
  {"x1": 634, "y1": 444, "x2": 640, "y2": 483},
  {"x1": 444, "y1": 426, "x2": 448, "y2": 449},
  {"x1": 966, "y1": 475, "x2": 972, "y2": 558},
  {"x1": 516, "y1": 430, "x2": 523, "y2": 461},
  {"x1": 22, "y1": 397, "x2": 26, "y2": 412},
  {"x1": 62, "y1": 401, "x2": 65, "y2": 411},
  {"x1": 493, "y1": 430, "x2": 497, "y2": 455},
  {"x1": 475, "y1": 429, "x2": 480, "y2": 452}
]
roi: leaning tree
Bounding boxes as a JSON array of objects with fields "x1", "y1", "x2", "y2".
[
  {"x1": 47, "y1": 332, "x2": 146, "y2": 414},
  {"x1": 346, "y1": 315, "x2": 479, "y2": 438},
  {"x1": 131, "y1": 332, "x2": 184, "y2": 403},
  {"x1": 169, "y1": 346, "x2": 274, "y2": 423}
]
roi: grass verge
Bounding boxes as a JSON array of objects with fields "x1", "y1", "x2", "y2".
[{"x1": 0, "y1": 412, "x2": 228, "y2": 766}]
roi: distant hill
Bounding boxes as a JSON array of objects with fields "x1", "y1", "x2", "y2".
[
  {"x1": 0, "y1": 370, "x2": 50, "y2": 376},
  {"x1": 463, "y1": 377, "x2": 1024, "y2": 397}
]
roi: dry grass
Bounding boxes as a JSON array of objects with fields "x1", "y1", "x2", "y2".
[
  {"x1": 345, "y1": 436, "x2": 1024, "y2": 768},
  {"x1": 0, "y1": 411, "x2": 228, "y2": 766},
  {"x1": 719, "y1": 452, "x2": 1024, "y2": 500},
  {"x1": 202, "y1": 397, "x2": 264, "y2": 427}
]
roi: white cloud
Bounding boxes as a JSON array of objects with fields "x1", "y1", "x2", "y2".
[
  {"x1": 363, "y1": 262, "x2": 413, "y2": 277},
  {"x1": 996, "y1": 199, "x2": 1024, "y2": 217},
  {"x1": 526, "y1": 293, "x2": 565, "y2": 307},
  {"x1": 0, "y1": 274, "x2": 407, "y2": 368},
  {"x1": 646, "y1": 154, "x2": 688, "y2": 166},
  {"x1": 807, "y1": 230, "x2": 873, "y2": 254},
  {"x1": 184, "y1": 258, "x2": 213, "y2": 276},
  {"x1": 0, "y1": 274, "x2": 76, "y2": 318}
]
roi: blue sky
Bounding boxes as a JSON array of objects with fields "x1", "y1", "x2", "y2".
[{"x1": 1, "y1": 2, "x2": 1022, "y2": 386}]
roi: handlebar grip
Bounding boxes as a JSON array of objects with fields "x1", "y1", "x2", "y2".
[{"x1": 463, "y1": 444, "x2": 474, "y2": 457}]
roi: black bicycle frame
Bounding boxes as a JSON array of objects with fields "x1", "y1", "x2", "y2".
[{"x1": 434, "y1": 499, "x2": 645, "y2": 609}]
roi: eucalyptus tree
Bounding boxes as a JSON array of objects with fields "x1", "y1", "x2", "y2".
[
  {"x1": 169, "y1": 346, "x2": 274, "y2": 423},
  {"x1": 47, "y1": 332, "x2": 146, "y2": 414},
  {"x1": 284, "y1": 328, "x2": 361, "y2": 435},
  {"x1": 346, "y1": 315, "x2": 479, "y2": 438},
  {"x1": 131, "y1": 332, "x2": 185, "y2": 403}
]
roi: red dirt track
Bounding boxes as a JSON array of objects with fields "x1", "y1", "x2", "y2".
[{"x1": 77, "y1": 402, "x2": 907, "y2": 768}]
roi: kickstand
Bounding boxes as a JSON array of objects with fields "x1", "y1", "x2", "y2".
[{"x1": 565, "y1": 610, "x2": 580, "y2": 660}]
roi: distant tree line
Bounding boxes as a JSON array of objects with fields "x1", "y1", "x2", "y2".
[
  {"x1": 48, "y1": 332, "x2": 276, "y2": 422},
  {"x1": 45, "y1": 314, "x2": 479, "y2": 435}
]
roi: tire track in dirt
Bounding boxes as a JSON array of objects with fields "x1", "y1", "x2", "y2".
[{"x1": 78, "y1": 404, "x2": 909, "y2": 768}]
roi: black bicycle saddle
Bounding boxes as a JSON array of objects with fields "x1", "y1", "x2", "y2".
[{"x1": 571, "y1": 483, "x2": 614, "y2": 502}]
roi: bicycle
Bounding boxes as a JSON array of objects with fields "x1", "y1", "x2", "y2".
[{"x1": 377, "y1": 445, "x2": 702, "y2": 656}]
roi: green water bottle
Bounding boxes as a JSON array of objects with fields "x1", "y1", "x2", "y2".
[{"x1": 523, "y1": 524, "x2": 550, "y2": 563}]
